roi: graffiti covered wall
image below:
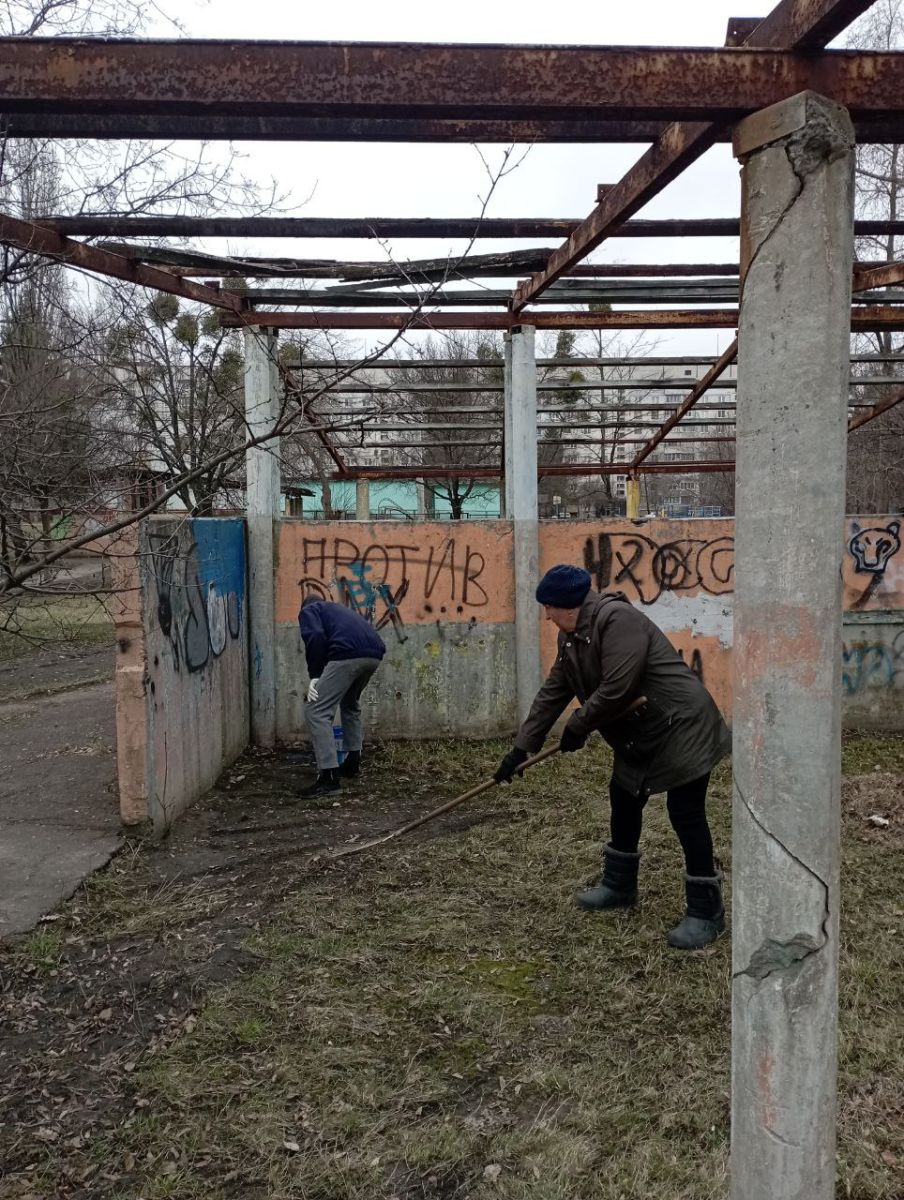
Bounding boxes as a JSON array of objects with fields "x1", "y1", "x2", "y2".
[
  {"x1": 121, "y1": 516, "x2": 250, "y2": 829},
  {"x1": 274, "y1": 514, "x2": 904, "y2": 740},
  {"x1": 275, "y1": 522, "x2": 516, "y2": 738}
]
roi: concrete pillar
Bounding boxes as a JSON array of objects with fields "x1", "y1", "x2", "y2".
[
  {"x1": 415, "y1": 480, "x2": 429, "y2": 519},
  {"x1": 731, "y1": 92, "x2": 854, "y2": 1200},
  {"x1": 355, "y1": 479, "x2": 370, "y2": 520},
  {"x1": 505, "y1": 324, "x2": 541, "y2": 721},
  {"x1": 625, "y1": 477, "x2": 641, "y2": 519},
  {"x1": 243, "y1": 326, "x2": 281, "y2": 747},
  {"x1": 502, "y1": 333, "x2": 514, "y2": 519}
]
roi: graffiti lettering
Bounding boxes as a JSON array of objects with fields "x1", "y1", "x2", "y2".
[
  {"x1": 297, "y1": 535, "x2": 492, "y2": 639},
  {"x1": 148, "y1": 521, "x2": 245, "y2": 674},
  {"x1": 842, "y1": 631, "x2": 904, "y2": 695},
  {"x1": 583, "y1": 532, "x2": 735, "y2": 605}
]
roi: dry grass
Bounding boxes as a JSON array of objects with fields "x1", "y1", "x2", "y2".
[
  {"x1": 0, "y1": 737, "x2": 901, "y2": 1199},
  {"x1": 0, "y1": 594, "x2": 113, "y2": 663}
]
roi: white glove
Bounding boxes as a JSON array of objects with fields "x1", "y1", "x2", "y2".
[{"x1": 307, "y1": 678, "x2": 320, "y2": 703}]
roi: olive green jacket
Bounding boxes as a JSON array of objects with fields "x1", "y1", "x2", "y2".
[{"x1": 514, "y1": 589, "x2": 731, "y2": 796}]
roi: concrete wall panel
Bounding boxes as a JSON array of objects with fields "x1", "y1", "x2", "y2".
[{"x1": 140, "y1": 516, "x2": 249, "y2": 830}]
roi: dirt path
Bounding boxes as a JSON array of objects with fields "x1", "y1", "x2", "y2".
[{"x1": 0, "y1": 643, "x2": 120, "y2": 939}]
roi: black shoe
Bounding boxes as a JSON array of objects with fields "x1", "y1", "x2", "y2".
[
  {"x1": 667, "y1": 872, "x2": 726, "y2": 949},
  {"x1": 338, "y1": 751, "x2": 361, "y2": 778},
  {"x1": 298, "y1": 770, "x2": 340, "y2": 798},
  {"x1": 576, "y1": 844, "x2": 640, "y2": 911}
]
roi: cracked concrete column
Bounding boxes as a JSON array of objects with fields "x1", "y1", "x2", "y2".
[
  {"x1": 732, "y1": 92, "x2": 854, "y2": 1200},
  {"x1": 505, "y1": 325, "x2": 542, "y2": 721},
  {"x1": 244, "y1": 326, "x2": 281, "y2": 747}
]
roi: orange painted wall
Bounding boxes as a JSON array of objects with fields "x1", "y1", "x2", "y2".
[
  {"x1": 539, "y1": 519, "x2": 736, "y2": 713},
  {"x1": 276, "y1": 520, "x2": 515, "y2": 628},
  {"x1": 275, "y1": 515, "x2": 904, "y2": 723}
]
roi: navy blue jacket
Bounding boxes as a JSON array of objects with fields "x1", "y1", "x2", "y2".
[{"x1": 298, "y1": 601, "x2": 386, "y2": 678}]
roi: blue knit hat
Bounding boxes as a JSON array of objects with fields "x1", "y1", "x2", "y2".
[{"x1": 535, "y1": 565, "x2": 592, "y2": 608}]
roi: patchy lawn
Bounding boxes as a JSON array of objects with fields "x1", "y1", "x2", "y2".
[
  {"x1": 0, "y1": 736, "x2": 901, "y2": 1200},
  {"x1": 0, "y1": 595, "x2": 113, "y2": 665}
]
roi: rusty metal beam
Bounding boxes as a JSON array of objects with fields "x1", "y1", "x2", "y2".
[
  {"x1": 219, "y1": 309, "x2": 742, "y2": 330},
  {"x1": 742, "y1": 0, "x2": 876, "y2": 51},
  {"x1": 512, "y1": 0, "x2": 876, "y2": 310},
  {"x1": 36, "y1": 216, "x2": 904, "y2": 240},
  {"x1": 848, "y1": 384, "x2": 904, "y2": 430},
  {"x1": 4, "y1": 39, "x2": 904, "y2": 133},
  {"x1": 332, "y1": 461, "x2": 737, "y2": 480},
  {"x1": 631, "y1": 338, "x2": 739, "y2": 469},
  {"x1": 222, "y1": 309, "x2": 904, "y2": 331},
  {"x1": 0, "y1": 111, "x2": 671, "y2": 142},
  {"x1": 853, "y1": 260, "x2": 904, "y2": 291},
  {"x1": 0, "y1": 211, "x2": 244, "y2": 311},
  {"x1": 243, "y1": 282, "x2": 741, "y2": 307}
]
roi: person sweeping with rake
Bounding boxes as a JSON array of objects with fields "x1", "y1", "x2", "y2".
[{"x1": 494, "y1": 565, "x2": 731, "y2": 950}]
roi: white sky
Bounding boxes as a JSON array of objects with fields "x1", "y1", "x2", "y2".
[{"x1": 138, "y1": 1, "x2": 850, "y2": 357}]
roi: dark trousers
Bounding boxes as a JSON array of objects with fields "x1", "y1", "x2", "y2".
[{"x1": 609, "y1": 773, "x2": 715, "y2": 877}]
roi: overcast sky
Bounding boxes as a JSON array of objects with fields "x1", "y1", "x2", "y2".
[{"x1": 140, "y1": 1, "x2": 853, "y2": 357}]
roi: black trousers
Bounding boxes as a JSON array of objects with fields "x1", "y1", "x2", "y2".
[{"x1": 609, "y1": 772, "x2": 715, "y2": 877}]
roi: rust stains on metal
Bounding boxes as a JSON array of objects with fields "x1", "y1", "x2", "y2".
[
  {"x1": 631, "y1": 338, "x2": 739, "y2": 469},
  {"x1": 218, "y1": 309, "x2": 742, "y2": 331}
]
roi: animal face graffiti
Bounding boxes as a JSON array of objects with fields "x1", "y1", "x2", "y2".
[{"x1": 848, "y1": 521, "x2": 901, "y2": 574}]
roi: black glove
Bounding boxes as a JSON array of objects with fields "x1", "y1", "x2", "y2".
[
  {"x1": 494, "y1": 746, "x2": 529, "y2": 784},
  {"x1": 558, "y1": 717, "x2": 588, "y2": 754}
]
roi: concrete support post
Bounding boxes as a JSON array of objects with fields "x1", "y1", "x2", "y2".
[
  {"x1": 502, "y1": 333, "x2": 514, "y2": 519},
  {"x1": 505, "y1": 325, "x2": 541, "y2": 721},
  {"x1": 625, "y1": 477, "x2": 641, "y2": 519},
  {"x1": 243, "y1": 326, "x2": 281, "y2": 747},
  {"x1": 415, "y1": 480, "x2": 429, "y2": 520},
  {"x1": 355, "y1": 479, "x2": 370, "y2": 520},
  {"x1": 731, "y1": 92, "x2": 854, "y2": 1200}
]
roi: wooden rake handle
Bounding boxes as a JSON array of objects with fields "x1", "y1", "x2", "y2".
[{"x1": 326, "y1": 695, "x2": 647, "y2": 862}]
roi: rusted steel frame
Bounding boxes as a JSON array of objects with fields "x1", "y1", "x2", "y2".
[
  {"x1": 631, "y1": 338, "x2": 739, "y2": 469},
  {"x1": 853, "y1": 260, "x2": 904, "y2": 291},
  {"x1": 244, "y1": 283, "x2": 741, "y2": 306},
  {"x1": 5, "y1": 109, "x2": 902, "y2": 144},
  {"x1": 7, "y1": 41, "x2": 904, "y2": 122},
  {"x1": 219, "y1": 310, "x2": 741, "y2": 330},
  {"x1": 512, "y1": 123, "x2": 726, "y2": 310},
  {"x1": 512, "y1": 0, "x2": 876, "y2": 310},
  {"x1": 852, "y1": 307, "x2": 904, "y2": 331},
  {"x1": 0, "y1": 211, "x2": 244, "y2": 311},
  {"x1": 332, "y1": 461, "x2": 737, "y2": 479},
  {"x1": 0, "y1": 112, "x2": 670, "y2": 142},
  {"x1": 37, "y1": 216, "x2": 904, "y2": 240},
  {"x1": 291, "y1": 379, "x2": 735, "y2": 392},
  {"x1": 745, "y1": 0, "x2": 877, "y2": 51},
  {"x1": 225, "y1": 309, "x2": 904, "y2": 331},
  {"x1": 100, "y1": 243, "x2": 557, "y2": 284},
  {"x1": 848, "y1": 384, "x2": 904, "y2": 430}
]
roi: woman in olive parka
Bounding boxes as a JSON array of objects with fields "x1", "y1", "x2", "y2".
[{"x1": 495, "y1": 564, "x2": 732, "y2": 950}]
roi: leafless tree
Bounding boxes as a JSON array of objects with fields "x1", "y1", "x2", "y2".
[{"x1": 845, "y1": 0, "x2": 904, "y2": 513}]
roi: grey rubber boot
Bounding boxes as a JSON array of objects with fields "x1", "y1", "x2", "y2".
[
  {"x1": 667, "y1": 872, "x2": 726, "y2": 949},
  {"x1": 576, "y1": 844, "x2": 640, "y2": 911}
]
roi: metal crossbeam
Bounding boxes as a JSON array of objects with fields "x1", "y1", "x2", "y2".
[
  {"x1": 512, "y1": 0, "x2": 877, "y2": 309},
  {"x1": 33, "y1": 215, "x2": 904, "y2": 240},
  {"x1": 3, "y1": 38, "x2": 904, "y2": 142},
  {"x1": 631, "y1": 339, "x2": 739, "y2": 468}
]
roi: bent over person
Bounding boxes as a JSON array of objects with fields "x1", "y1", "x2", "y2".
[
  {"x1": 495, "y1": 565, "x2": 731, "y2": 950},
  {"x1": 298, "y1": 597, "x2": 386, "y2": 798}
]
